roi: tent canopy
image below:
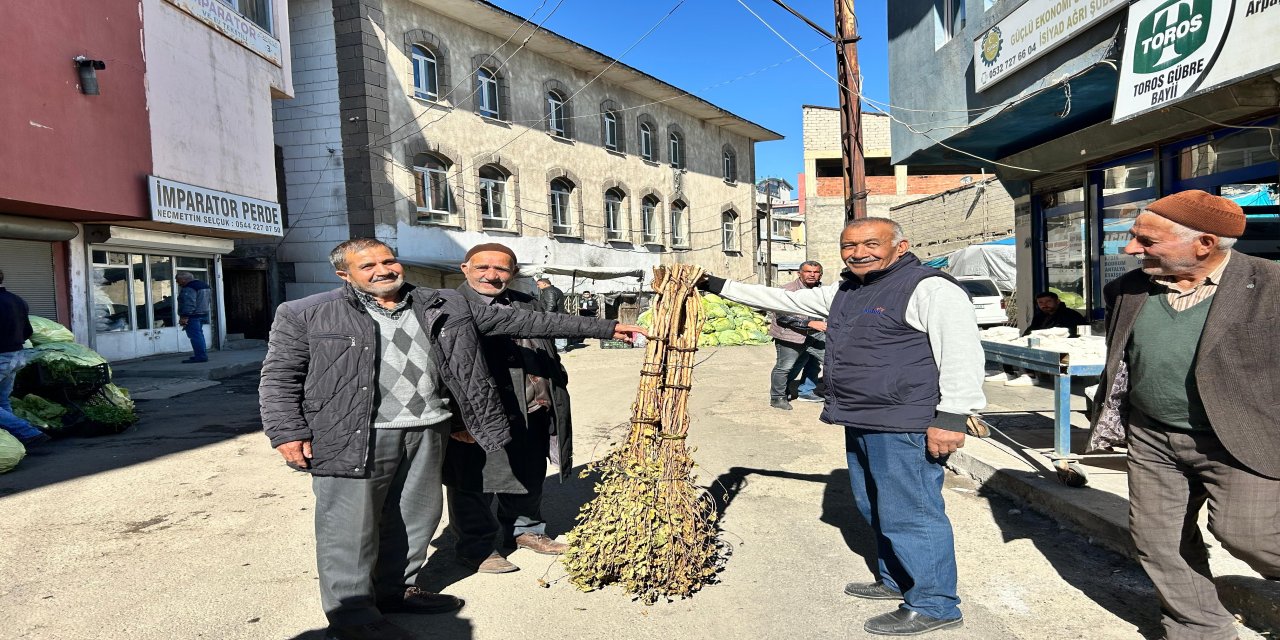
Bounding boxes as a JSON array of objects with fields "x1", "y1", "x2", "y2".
[
  {"x1": 534, "y1": 264, "x2": 645, "y2": 280},
  {"x1": 945, "y1": 242, "x2": 1017, "y2": 293}
]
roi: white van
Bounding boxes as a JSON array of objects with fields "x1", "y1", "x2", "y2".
[{"x1": 955, "y1": 276, "x2": 1007, "y2": 327}]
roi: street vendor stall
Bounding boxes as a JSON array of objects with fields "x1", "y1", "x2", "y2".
[{"x1": 978, "y1": 327, "x2": 1114, "y2": 487}]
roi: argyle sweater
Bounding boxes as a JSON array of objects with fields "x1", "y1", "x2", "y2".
[{"x1": 358, "y1": 290, "x2": 453, "y2": 429}]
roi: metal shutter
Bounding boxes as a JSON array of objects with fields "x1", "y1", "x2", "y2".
[{"x1": 0, "y1": 239, "x2": 57, "y2": 319}]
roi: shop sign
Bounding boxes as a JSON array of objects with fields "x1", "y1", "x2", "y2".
[
  {"x1": 1113, "y1": 0, "x2": 1280, "y2": 122},
  {"x1": 974, "y1": 0, "x2": 1127, "y2": 92},
  {"x1": 148, "y1": 176, "x2": 284, "y2": 236},
  {"x1": 164, "y1": 0, "x2": 282, "y2": 66}
]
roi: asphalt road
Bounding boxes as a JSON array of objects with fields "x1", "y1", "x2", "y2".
[{"x1": 0, "y1": 344, "x2": 1224, "y2": 639}]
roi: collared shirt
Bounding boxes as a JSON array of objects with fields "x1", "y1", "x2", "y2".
[
  {"x1": 1151, "y1": 251, "x2": 1231, "y2": 312},
  {"x1": 352, "y1": 283, "x2": 413, "y2": 318}
]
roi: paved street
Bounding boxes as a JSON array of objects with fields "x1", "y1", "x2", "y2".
[{"x1": 0, "y1": 344, "x2": 1234, "y2": 640}]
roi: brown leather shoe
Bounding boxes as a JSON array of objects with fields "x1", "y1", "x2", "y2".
[
  {"x1": 514, "y1": 533, "x2": 568, "y2": 555},
  {"x1": 456, "y1": 551, "x2": 519, "y2": 574},
  {"x1": 376, "y1": 586, "x2": 463, "y2": 615}
]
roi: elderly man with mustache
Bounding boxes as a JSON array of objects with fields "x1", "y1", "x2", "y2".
[
  {"x1": 259, "y1": 238, "x2": 643, "y2": 640},
  {"x1": 697, "y1": 217, "x2": 986, "y2": 636}
]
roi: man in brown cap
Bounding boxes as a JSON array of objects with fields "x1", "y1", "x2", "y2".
[{"x1": 1089, "y1": 189, "x2": 1280, "y2": 640}]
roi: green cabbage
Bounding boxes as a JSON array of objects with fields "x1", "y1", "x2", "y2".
[
  {"x1": 709, "y1": 317, "x2": 735, "y2": 332},
  {"x1": 716, "y1": 330, "x2": 745, "y2": 346},
  {"x1": 28, "y1": 316, "x2": 74, "y2": 345},
  {"x1": 11, "y1": 394, "x2": 66, "y2": 431},
  {"x1": 0, "y1": 430, "x2": 25, "y2": 474},
  {"x1": 702, "y1": 293, "x2": 726, "y2": 305},
  {"x1": 698, "y1": 334, "x2": 719, "y2": 348},
  {"x1": 27, "y1": 342, "x2": 109, "y2": 369}
]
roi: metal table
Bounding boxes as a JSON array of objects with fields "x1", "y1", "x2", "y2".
[{"x1": 980, "y1": 340, "x2": 1108, "y2": 486}]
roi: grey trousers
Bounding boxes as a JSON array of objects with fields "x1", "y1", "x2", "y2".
[
  {"x1": 312, "y1": 425, "x2": 450, "y2": 625},
  {"x1": 1127, "y1": 422, "x2": 1280, "y2": 640}
]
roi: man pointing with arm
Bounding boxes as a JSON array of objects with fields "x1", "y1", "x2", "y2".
[{"x1": 701, "y1": 218, "x2": 985, "y2": 636}]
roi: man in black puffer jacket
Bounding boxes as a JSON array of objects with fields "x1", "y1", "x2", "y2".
[{"x1": 260, "y1": 239, "x2": 642, "y2": 640}]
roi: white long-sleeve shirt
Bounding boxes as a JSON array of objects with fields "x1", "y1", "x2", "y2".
[{"x1": 718, "y1": 277, "x2": 987, "y2": 422}]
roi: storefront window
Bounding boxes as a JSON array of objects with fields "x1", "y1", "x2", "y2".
[
  {"x1": 1176, "y1": 128, "x2": 1276, "y2": 180},
  {"x1": 1039, "y1": 187, "x2": 1088, "y2": 313},
  {"x1": 150, "y1": 256, "x2": 177, "y2": 328},
  {"x1": 1099, "y1": 157, "x2": 1156, "y2": 286},
  {"x1": 92, "y1": 251, "x2": 133, "y2": 333}
]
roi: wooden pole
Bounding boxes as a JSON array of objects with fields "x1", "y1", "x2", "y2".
[{"x1": 835, "y1": 0, "x2": 867, "y2": 220}]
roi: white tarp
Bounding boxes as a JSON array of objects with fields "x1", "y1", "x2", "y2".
[{"x1": 946, "y1": 244, "x2": 1017, "y2": 293}]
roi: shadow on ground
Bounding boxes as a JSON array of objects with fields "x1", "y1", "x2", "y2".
[
  {"x1": 0, "y1": 373, "x2": 266, "y2": 498},
  {"x1": 284, "y1": 609, "x2": 475, "y2": 640}
]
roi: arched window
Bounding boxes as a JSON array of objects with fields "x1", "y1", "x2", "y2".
[
  {"x1": 414, "y1": 153, "x2": 452, "y2": 223},
  {"x1": 721, "y1": 209, "x2": 739, "y2": 252},
  {"x1": 670, "y1": 200, "x2": 688, "y2": 247},
  {"x1": 604, "y1": 188, "x2": 625, "y2": 241},
  {"x1": 639, "y1": 122, "x2": 654, "y2": 161},
  {"x1": 603, "y1": 111, "x2": 619, "y2": 151},
  {"x1": 722, "y1": 146, "x2": 738, "y2": 182},
  {"x1": 411, "y1": 45, "x2": 439, "y2": 100},
  {"x1": 478, "y1": 164, "x2": 509, "y2": 230},
  {"x1": 641, "y1": 196, "x2": 660, "y2": 244},
  {"x1": 669, "y1": 131, "x2": 684, "y2": 169},
  {"x1": 547, "y1": 91, "x2": 567, "y2": 137},
  {"x1": 550, "y1": 178, "x2": 575, "y2": 235},
  {"x1": 477, "y1": 67, "x2": 500, "y2": 119}
]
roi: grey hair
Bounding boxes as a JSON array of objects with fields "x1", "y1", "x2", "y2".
[
  {"x1": 329, "y1": 238, "x2": 394, "y2": 271},
  {"x1": 844, "y1": 217, "x2": 905, "y2": 244},
  {"x1": 799, "y1": 260, "x2": 824, "y2": 271},
  {"x1": 1167, "y1": 219, "x2": 1237, "y2": 250},
  {"x1": 175, "y1": 271, "x2": 195, "y2": 281}
]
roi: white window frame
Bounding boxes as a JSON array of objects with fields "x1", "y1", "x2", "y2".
[
  {"x1": 547, "y1": 91, "x2": 566, "y2": 137},
  {"x1": 935, "y1": 0, "x2": 966, "y2": 47},
  {"x1": 218, "y1": 0, "x2": 273, "y2": 34},
  {"x1": 671, "y1": 203, "x2": 687, "y2": 247},
  {"x1": 479, "y1": 169, "x2": 509, "y2": 230},
  {"x1": 639, "y1": 123, "x2": 654, "y2": 161},
  {"x1": 414, "y1": 156, "x2": 453, "y2": 223},
  {"x1": 604, "y1": 191, "x2": 624, "y2": 241},
  {"x1": 722, "y1": 211, "x2": 738, "y2": 252},
  {"x1": 669, "y1": 132, "x2": 683, "y2": 168},
  {"x1": 641, "y1": 198, "x2": 659, "y2": 244},
  {"x1": 603, "y1": 111, "x2": 619, "y2": 151},
  {"x1": 411, "y1": 46, "x2": 439, "y2": 101},
  {"x1": 477, "y1": 67, "x2": 500, "y2": 119},
  {"x1": 550, "y1": 181, "x2": 574, "y2": 235},
  {"x1": 722, "y1": 149, "x2": 736, "y2": 182}
]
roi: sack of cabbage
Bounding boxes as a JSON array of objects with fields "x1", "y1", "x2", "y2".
[{"x1": 637, "y1": 293, "x2": 771, "y2": 348}]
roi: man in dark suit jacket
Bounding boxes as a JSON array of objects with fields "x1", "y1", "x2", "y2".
[
  {"x1": 1088, "y1": 190, "x2": 1279, "y2": 640},
  {"x1": 444, "y1": 243, "x2": 575, "y2": 574}
]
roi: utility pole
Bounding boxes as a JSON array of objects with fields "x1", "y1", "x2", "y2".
[
  {"x1": 835, "y1": 0, "x2": 867, "y2": 220},
  {"x1": 764, "y1": 193, "x2": 774, "y2": 286}
]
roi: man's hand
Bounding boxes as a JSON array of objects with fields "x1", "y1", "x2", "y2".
[
  {"x1": 807, "y1": 320, "x2": 828, "y2": 332},
  {"x1": 613, "y1": 323, "x2": 647, "y2": 342},
  {"x1": 276, "y1": 440, "x2": 313, "y2": 468},
  {"x1": 925, "y1": 427, "x2": 965, "y2": 459},
  {"x1": 179, "y1": 317, "x2": 189, "y2": 327},
  {"x1": 450, "y1": 431, "x2": 476, "y2": 444}
]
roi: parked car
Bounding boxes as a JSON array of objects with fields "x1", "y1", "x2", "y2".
[{"x1": 955, "y1": 276, "x2": 1008, "y2": 327}]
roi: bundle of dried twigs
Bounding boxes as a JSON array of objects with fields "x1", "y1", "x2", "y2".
[{"x1": 562, "y1": 264, "x2": 720, "y2": 603}]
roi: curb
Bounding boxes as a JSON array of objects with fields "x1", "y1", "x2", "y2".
[{"x1": 947, "y1": 449, "x2": 1279, "y2": 635}]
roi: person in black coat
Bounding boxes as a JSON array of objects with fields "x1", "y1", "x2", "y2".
[{"x1": 535, "y1": 277, "x2": 567, "y2": 352}]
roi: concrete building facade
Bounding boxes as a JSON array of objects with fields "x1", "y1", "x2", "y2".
[
  {"x1": 887, "y1": 177, "x2": 1015, "y2": 260},
  {"x1": 272, "y1": 0, "x2": 781, "y2": 300},
  {"x1": 0, "y1": 0, "x2": 292, "y2": 360}
]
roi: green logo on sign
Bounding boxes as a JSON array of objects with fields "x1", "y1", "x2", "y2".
[{"x1": 1132, "y1": 0, "x2": 1212, "y2": 73}]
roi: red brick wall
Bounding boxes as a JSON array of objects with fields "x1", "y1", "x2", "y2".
[
  {"x1": 866, "y1": 176, "x2": 897, "y2": 195},
  {"x1": 904, "y1": 175, "x2": 985, "y2": 195},
  {"x1": 816, "y1": 177, "x2": 843, "y2": 197},
  {"x1": 814, "y1": 174, "x2": 988, "y2": 197}
]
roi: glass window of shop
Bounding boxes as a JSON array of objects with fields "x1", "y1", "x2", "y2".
[
  {"x1": 1095, "y1": 153, "x2": 1157, "y2": 288},
  {"x1": 92, "y1": 250, "x2": 215, "y2": 334},
  {"x1": 1038, "y1": 186, "x2": 1089, "y2": 314}
]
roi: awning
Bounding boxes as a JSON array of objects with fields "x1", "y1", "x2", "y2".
[{"x1": 533, "y1": 264, "x2": 645, "y2": 280}]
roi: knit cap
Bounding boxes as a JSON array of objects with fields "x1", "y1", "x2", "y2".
[{"x1": 1145, "y1": 190, "x2": 1246, "y2": 238}]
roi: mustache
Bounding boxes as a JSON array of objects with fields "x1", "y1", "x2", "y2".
[
  {"x1": 845, "y1": 257, "x2": 877, "y2": 265},
  {"x1": 370, "y1": 274, "x2": 401, "y2": 283}
]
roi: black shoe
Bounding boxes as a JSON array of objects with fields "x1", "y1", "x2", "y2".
[
  {"x1": 182, "y1": 357, "x2": 208, "y2": 364},
  {"x1": 863, "y1": 608, "x2": 963, "y2": 636},
  {"x1": 376, "y1": 586, "x2": 463, "y2": 615},
  {"x1": 326, "y1": 618, "x2": 416, "y2": 640},
  {"x1": 770, "y1": 398, "x2": 792, "y2": 410},
  {"x1": 844, "y1": 581, "x2": 903, "y2": 600},
  {"x1": 21, "y1": 432, "x2": 53, "y2": 447}
]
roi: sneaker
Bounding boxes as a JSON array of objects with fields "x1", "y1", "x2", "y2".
[
  {"x1": 863, "y1": 607, "x2": 962, "y2": 636},
  {"x1": 514, "y1": 533, "x2": 568, "y2": 555},
  {"x1": 770, "y1": 398, "x2": 793, "y2": 411},
  {"x1": 984, "y1": 372, "x2": 1011, "y2": 382},
  {"x1": 795, "y1": 393, "x2": 824, "y2": 403},
  {"x1": 1004, "y1": 374, "x2": 1035, "y2": 387}
]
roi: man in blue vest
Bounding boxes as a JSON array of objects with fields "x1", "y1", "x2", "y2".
[{"x1": 700, "y1": 217, "x2": 986, "y2": 636}]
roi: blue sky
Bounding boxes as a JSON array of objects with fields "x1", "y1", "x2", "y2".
[{"x1": 494, "y1": 0, "x2": 891, "y2": 188}]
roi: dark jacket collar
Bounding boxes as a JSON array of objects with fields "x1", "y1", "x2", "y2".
[
  {"x1": 342, "y1": 282, "x2": 441, "y2": 311},
  {"x1": 840, "y1": 252, "x2": 923, "y2": 286}
]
